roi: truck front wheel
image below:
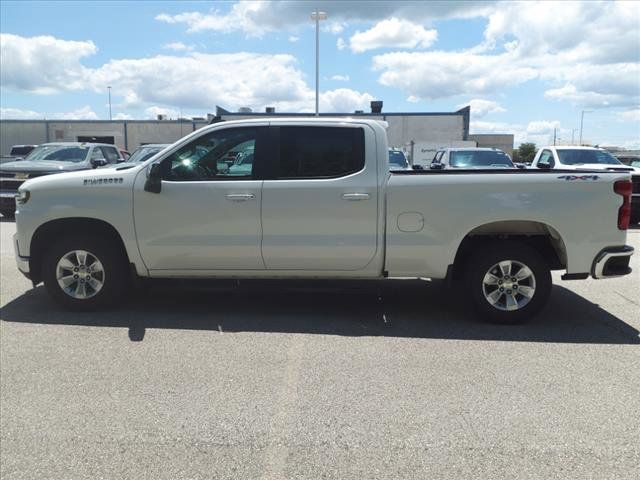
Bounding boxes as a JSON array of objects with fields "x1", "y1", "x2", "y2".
[
  {"x1": 42, "y1": 235, "x2": 128, "y2": 310},
  {"x1": 465, "y1": 242, "x2": 551, "y2": 324}
]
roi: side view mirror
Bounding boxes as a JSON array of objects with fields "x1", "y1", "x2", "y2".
[
  {"x1": 90, "y1": 158, "x2": 108, "y2": 168},
  {"x1": 430, "y1": 163, "x2": 444, "y2": 170},
  {"x1": 144, "y1": 162, "x2": 162, "y2": 193},
  {"x1": 412, "y1": 164, "x2": 424, "y2": 171},
  {"x1": 537, "y1": 162, "x2": 550, "y2": 169}
]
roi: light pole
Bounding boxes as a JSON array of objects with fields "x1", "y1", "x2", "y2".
[
  {"x1": 311, "y1": 9, "x2": 327, "y2": 116},
  {"x1": 107, "y1": 86, "x2": 112, "y2": 120},
  {"x1": 579, "y1": 110, "x2": 592, "y2": 145}
]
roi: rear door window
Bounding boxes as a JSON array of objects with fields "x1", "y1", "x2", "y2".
[{"x1": 276, "y1": 126, "x2": 364, "y2": 179}]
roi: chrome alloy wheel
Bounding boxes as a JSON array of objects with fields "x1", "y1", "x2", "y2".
[
  {"x1": 482, "y1": 260, "x2": 536, "y2": 311},
  {"x1": 56, "y1": 250, "x2": 105, "y2": 299}
]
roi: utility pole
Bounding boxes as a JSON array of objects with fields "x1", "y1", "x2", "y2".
[
  {"x1": 553, "y1": 127, "x2": 556, "y2": 146},
  {"x1": 311, "y1": 9, "x2": 327, "y2": 116},
  {"x1": 107, "y1": 86, "x2": 112, "y2": 120},
  {"x1": 571, "y1": 128, "x2": 576, "y2": 145}
]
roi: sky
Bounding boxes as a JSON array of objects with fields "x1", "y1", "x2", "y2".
[{"x1": 1, "y1": 0, "x2": 639, "y2": 148}]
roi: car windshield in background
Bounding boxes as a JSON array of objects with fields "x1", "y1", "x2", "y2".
[
  {"x1": 449, "y1": 150, "x2": 513, "y2": 168},
  {"x1": 557, "y1": 149, "x2": 621, "y2": 165},
  {"x1": 128, "y1": 146, "x2": 165, "y2": 163},
  {"x1": 25, "y1": 145, "x2": 89, "y2": 163},
  {"x1": 389, "y1": 151, "x2": 409, "y2": 169}
]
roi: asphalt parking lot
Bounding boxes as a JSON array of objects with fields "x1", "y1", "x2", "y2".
[{"x1": 1, "y1": 218, "x2": 639, "y2": 479}]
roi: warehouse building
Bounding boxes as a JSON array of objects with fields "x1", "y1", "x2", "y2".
[{"x1": 0, "y1": 102, "x2": 513, "y2": 163}]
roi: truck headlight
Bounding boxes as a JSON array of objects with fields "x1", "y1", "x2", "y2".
[{"x1": 16, "y1": 190, "x2": 30, "y2": 205}]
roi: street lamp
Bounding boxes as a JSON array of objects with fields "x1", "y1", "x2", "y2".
[
  {"x1": 311, "y1": 9, "x2": 327, "y2": 116},
  {"x1": 579, "y1": 110, "x2": 592, "y2": 145},
  {"x1": 107, "y1": 86, "x2": 112, "y2": 121}
]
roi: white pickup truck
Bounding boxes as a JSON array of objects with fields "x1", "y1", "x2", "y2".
[{"x1": 12, "y1": 118, "x2": 635, "y2": 323}]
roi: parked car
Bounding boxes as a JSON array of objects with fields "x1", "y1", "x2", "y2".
[
  {"x1": 388, "y1": 148, "x2": 411, "y2": 170},
  {"x1": 12, "y1": 119, "x2": 634, "y2": 323},
  {"x1": 613, "y1": 154, "x2": 640, "y2": 166},
  {"x1": 531, "y1": 146, "x2": 640, "y2": 224},
  {"x1": 9, "y1": 145, "x2": 37, "y2": 157},
  {"x1": 0, "y1": 142, "x2": 124, "y2": 218},
  {"x1": 430, "y1": 148, "x2": 515, "y2": 169},
  {"x1": 1, "y1": 144, "x2": 38, "y2": 165},
  {"x1": 126, "y1": 144, "x2": 170, "y2": 163}
]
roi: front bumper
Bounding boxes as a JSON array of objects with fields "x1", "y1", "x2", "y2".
[
  {"x1": 591, "y1": 245, "x2": 634, "y2": 279},
  {"x1": 13, "y1": 233, "x2": 31, "y2": 279}
]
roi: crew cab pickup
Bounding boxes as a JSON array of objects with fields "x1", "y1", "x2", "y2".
[
  {"x1": 13, "y1": 119, "x2": 635, "y2": 323},
  {"x1": 531, "y1": 146, "x2": 640, "y2": 224}
]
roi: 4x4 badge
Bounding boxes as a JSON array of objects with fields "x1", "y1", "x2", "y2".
[{"x1": 557, "y1": 175, "x2": 599, "y2": 181}]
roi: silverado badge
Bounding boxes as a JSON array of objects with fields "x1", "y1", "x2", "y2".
[{"x1": 15, "y1": 173, "x2": 29, "y2": 179}]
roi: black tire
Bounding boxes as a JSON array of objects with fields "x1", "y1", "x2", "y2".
[
  {"x1": 0, "y1": 209, "x2": 15, "y2": 219},
  {"x1": 465, "y1": 241, "x2": 552, "y2": 324},
  {"x1": 42, "y1": 234, "x2": 128, "y2": 311}
]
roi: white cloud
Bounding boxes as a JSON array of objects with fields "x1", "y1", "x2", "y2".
[
  {"x1": 336, "y1": 37, "x2": 346, "y2": 50},
  {"x1": 619, "y1": 109, "x2": 640, "y2": 122},
  {"x1": 113, "y1": 113, "x2": 133, "y2": 120},
  {"x1": 155, "y1": 1, "x2": 493, "y2": 37},
  {"x1": 458, "y1": 99, "x2": 506, "y2": 118},
  {"x1": 0, "y1": 105, "x2": 98, "y2": 120},
  {"x1": 145, "y1": 106, "x2": 180, "y2": 119},
  {"x1": 0, "y1": 33, "x2": 96, "y2": 94},
  {"x1": 349, "y1": 18, "x2": 437, "y2": 53},
  {"x1": 526, "y1": 120, "x2": 560, "y2": 135},
  {"x1": 0, "y1": 107, "x2": 43, "y2": 119},
  {"x1": 163, "y1": 42, "x2": 194, "y2": 52},
  {"x1": 323, "y1": 22, "x2": 347, "y2": 35},
  {"x1": 370, "y1": 2, "x2": 639, "y2": 108},
  {"x1": 471, "y1": 119, "x2": 567, "y2": 147},
  {"x1": 288, "y1": 35, "x2": 299, "y2": 43},
  {"x1": 406, "y1": 95, "x2": 420, "y2": 103},
  {"x1": 0, "y1": 34, "x2": 374, "y2": 115},
  {"x1": 331, "y1": 74, "x2": 349, "y2": 82},
  {"x1": 319, "y1": 88, "x2": 374, "y2": 113},
  {"x1": 373, "y1": 50, "x2": 537, "y2": 99}
]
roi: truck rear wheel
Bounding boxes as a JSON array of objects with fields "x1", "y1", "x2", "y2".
[
  {"x1": 465, "y1": 241, "x2": 551, "y2": 324},
  {"x1": 43, "y1": 235, "x2": 127, "y2": 310}
]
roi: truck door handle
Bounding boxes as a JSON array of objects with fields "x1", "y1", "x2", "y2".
[
  {"x1": 225, "y1": 193, "x2": 255, "y2": 202},
  {"x1": 342, "y1": 193, "x2": 370, "y2": 201}
]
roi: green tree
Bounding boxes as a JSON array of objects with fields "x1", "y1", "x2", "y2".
[{"x1": 518, "y1": 143, "x2": 537, "y2": 164}]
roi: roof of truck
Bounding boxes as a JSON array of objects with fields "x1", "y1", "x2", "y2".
[{"x1": 38, "y1": 142, "x2": 117, "y2": 147}]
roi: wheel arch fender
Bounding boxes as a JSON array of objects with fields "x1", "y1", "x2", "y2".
[
  {"x1": 29, "y1": 217, "x2": 131, "y2": 284},
  {"x1": 448, "y1": 220, "x2": 567, "y2": 283}
]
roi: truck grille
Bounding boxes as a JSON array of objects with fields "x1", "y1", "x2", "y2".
[
  {"x1": 632, "y1": 175, "x2": 640, "y2": 194},
  {"x1": 0, "y1": 172, "x2": 51, "y2": 193},
  {"x1": 0, "y1": 178, "x2": 24, "y2": 193}
]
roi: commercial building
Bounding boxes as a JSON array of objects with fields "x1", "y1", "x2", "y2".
[{"x1": 0, "y1": 102, "x2": 514, "y2": 162}]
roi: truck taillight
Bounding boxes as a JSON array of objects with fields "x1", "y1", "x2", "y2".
[{"x1": 614, "y1": 180, "x2": 632, "y2": 230}]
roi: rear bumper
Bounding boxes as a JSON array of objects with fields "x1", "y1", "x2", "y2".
[{"x1": 591, "y1": 245, "x2": 634, "y2": 279}]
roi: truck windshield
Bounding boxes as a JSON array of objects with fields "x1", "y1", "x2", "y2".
[
  {"x1": 25, "y1": 145, "x2": 89, "y2": 163},
  {"x1": 128, "y1": 146, "x2": 167, "y2": 163},
  {"x1": 556, "y1": 149, "x2": 622, "y2": 165},
  {"x1": 389, "y1": 151, "x2": 409, "y2": 169},
  {"x1": 450, "y1": 151, "x2": 513, "y2": 168}
]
